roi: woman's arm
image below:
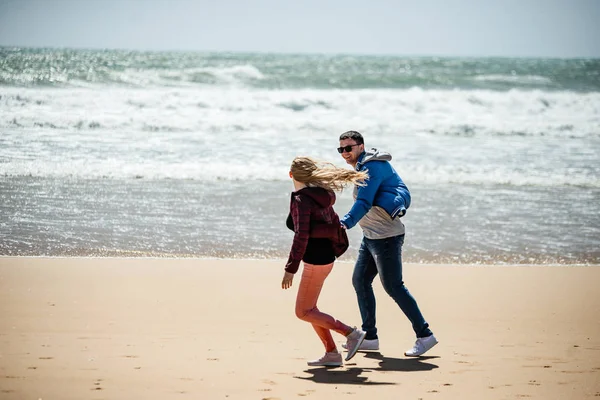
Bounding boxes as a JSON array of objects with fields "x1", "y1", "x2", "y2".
[{"x1": 284, "y1": 195, "x2": 311, "y2": 274}]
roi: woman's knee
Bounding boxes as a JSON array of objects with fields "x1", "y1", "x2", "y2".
[{"x1": 295, "y1": 306, "x2": 312, "y2": 320}]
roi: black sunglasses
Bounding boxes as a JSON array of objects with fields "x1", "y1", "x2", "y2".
[{"x1": 337, "y1": 144, "x2": 360, "y2": 154}]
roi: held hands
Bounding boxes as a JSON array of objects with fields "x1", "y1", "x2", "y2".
[{"x1": 281, "y1": 271, "x2": 294, "y2": 289}]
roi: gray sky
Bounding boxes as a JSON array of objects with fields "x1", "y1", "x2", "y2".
[{"x1": 1, "y1": 0, "x2": 599, "y2": 57}]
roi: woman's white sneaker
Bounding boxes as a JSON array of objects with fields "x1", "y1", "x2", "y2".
[
  {"x1": 344, "y1": 327, "x2": 367, "y2": 361},
  {"x1": 404, "y1": 334, "x2": 438, "y2": 357},
  {"x1": 307, "y1": 351, "x2": 343, "y2": 367},
  {"x1": 342, "y1": 338, "x2": 379, "y2": 351}
]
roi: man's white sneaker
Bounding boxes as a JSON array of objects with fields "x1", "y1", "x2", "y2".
[
  {"x1": 342, "y1": 338, "x2": 379, "y2": 351},
  {"x1": 344, "y1": 327, "x2": 366, "y2": 361},
  {"x1": 307, "y1": 351, "x2": 343, "y2": 367},
  {"x1": 404, "y1": 334, "x2": 438, "y2": 357}
]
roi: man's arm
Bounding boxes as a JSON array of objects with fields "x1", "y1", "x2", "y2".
[{"x1": 340, "y1": 163, "x2": 384, "y2": 229}]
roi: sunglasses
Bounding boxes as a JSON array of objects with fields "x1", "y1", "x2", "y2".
[{"x1": 337, "y1": 144, "x2": 360, "y2": 154}]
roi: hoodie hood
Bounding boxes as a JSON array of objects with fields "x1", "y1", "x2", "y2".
[
  {"x1": 358, "y1": 148, "x2": 392, "y2": 168},
  {"x1": 296, "y1": 186, "x2": 335, "y2": 208}
]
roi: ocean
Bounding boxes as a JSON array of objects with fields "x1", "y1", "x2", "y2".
[{"x1": 1, "y1": 47, "x2": 599, "y2": 264}]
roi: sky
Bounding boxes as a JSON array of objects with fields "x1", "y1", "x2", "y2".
[{"x1": 0, "y1": 0, "x2": 599, "y2": 57}]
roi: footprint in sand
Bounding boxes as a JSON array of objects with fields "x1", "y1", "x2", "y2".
[
  {"x1": 91, "y1": 378, "x2": 103, "y2": 391},
  {"x1": 298, "y1": 392, "x2": 317, "y2": 397},
  {"x1": 453, "y1": 352, "x2": 473, "y2": 357}
]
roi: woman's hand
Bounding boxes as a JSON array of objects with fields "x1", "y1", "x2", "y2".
[{"x1": 281, "y1": 272, "x2": 294, "y2": 289}]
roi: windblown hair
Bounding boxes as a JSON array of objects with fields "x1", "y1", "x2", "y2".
[{"x1": 290, "y1": 156, "x2": 368, "y2": 191}]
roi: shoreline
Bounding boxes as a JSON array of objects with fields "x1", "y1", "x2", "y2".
[{"x1": 1, "y1": 255, "x2": 598, "y2": 267}]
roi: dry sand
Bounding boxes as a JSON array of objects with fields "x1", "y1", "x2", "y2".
[{"x1": 0, "y1": 257, "x2": 599, "y2": 399}]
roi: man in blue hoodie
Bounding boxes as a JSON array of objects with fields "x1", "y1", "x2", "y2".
[{"x1": 338, "y1": 130, "x2": 438, "y2": 357}]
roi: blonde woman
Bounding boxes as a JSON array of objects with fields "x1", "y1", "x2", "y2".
[{"x1": 282, "y1": 156, "x2": 368, "y2": 367}]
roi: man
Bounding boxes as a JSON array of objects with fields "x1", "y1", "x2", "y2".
[{"x1": 338, "y1": 130, "x2": 438, "y2": 357}]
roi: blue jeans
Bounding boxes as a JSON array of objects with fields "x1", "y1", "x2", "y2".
[{"x1": 352, "y1": 234, "x2": 432, "y2": 340}]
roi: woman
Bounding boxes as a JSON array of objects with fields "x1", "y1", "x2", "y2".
[{"x1": 282, "y1": 156, "x2": 368, "y2": 367}]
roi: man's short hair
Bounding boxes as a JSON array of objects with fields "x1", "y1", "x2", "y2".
[{"x1": 339, "y1": 130, "x2": 364, "y2": 145}]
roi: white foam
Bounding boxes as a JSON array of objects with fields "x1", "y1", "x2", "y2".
[
  {"x1": 473, "y1": 74, "x2": 553, "y2": 85},
  {"x1": 99, "y1": 64, "x2": 266, "y2": 87},
  {"x1": 1, "y1": 87, "x2": 599, "y2": 187}
]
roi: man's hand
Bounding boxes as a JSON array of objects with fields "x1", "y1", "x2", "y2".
[
  {"x1": 340, "y1": 222, "x2": 347, "y2": 230},
  {"x1": 281, "y1": 271, "x2": 294, "y2": 289}
]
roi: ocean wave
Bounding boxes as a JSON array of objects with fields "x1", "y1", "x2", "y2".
[
  {"x1": 473, "y1": 74, "x2": 553, "y2": 85},
  {"x1": 2, "y1": 87, "x2": 599, "y2": 139},
  {"x1": 1, "y1": 84, "x2": 598, "y2": 190},
  {"x1": 426, "y1": 125, "x2": 597, "y2": 138},
  {"x1": 277, "y1": 100, "x2": 333, "y2": 111},
  {"x1": 104, "y1": 64, "x2": 266, "y2": 87}
]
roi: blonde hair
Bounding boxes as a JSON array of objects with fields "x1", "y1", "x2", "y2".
[{"x1": 290, "y1": 156, "x2": 368, "y2": 191}]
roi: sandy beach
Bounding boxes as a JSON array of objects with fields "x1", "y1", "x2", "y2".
[{"x1": 0, "y1": 257, "x2": 598, "y2": 399}]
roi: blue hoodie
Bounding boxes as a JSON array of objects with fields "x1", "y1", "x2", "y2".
[{"x1": 340, "y1": 148, "x2": 411, "y2": 230}]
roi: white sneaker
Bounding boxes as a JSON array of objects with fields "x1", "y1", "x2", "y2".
[
  {"x1": 344, "y1": 327, "x2": 366, "y2": 361},
  {"x1": 307, "y1": 351, "x2": 343, "y2": 367},
  {"x1": 342, "y1": 338, "x2": 379, "y2": 351},
  {"x1": 404, "y1": 334, "x2": 438, "y2": 357}
]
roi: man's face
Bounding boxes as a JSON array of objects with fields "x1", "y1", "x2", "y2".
[{"x1": 338, "y1": 138, "x2": 364, "y2": 166}]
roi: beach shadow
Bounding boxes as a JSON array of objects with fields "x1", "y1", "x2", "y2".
[
  {"x1": 295, "y1": 367, "x2": 395, "y2": 386},
  {"x1": 363, "y1": 352, "x2": 440, "y2": 372}
]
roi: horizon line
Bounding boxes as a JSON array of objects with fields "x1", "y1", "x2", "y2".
[{"x1": 1, "y1": 44, "x2": 599, "y2": 61}]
